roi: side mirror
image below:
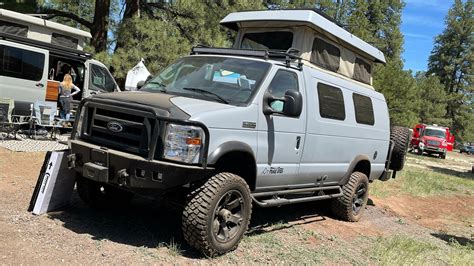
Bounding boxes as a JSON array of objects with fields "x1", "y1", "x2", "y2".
[
  {"x1": 263, "y1": 90, "x2": 303, "y2": 117},
  {"x1": 137, "y1": 80, "x2": 145, "y2": 90}
]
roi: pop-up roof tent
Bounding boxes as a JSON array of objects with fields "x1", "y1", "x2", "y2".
[
  {"x1": 0, "y1": 8, "x2": 91, "y2": 50},
  {"x1": 220, "y1": 9, "x2": 386, "y2": 87}
]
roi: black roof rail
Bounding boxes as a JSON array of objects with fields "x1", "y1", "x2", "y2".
[
  {"x1": 0, "y1": 32, "x2": 92, "y2": 60},
  {"x1": 191, "y1": 47, "x2": 303, "y2": 70}
]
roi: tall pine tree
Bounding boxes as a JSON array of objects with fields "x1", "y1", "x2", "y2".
[{"x1": 427, "y1": 0, "x2": 473, "y2": 141}]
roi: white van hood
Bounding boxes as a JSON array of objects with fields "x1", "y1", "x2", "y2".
[{"x1": 170, "y1": 97, "x2": 235, "y2": 117}]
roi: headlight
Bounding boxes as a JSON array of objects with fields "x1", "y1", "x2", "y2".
[
  {"x1": 419, "y1": 141, "x2": 425, "y2": 147},
  {"x1": 163, "y1": 124, "x2": 205, "y2": 164}
]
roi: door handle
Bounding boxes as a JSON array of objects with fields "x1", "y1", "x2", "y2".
[
  {"x1": 296, "y1": 136, "x2": 301, "y2": 149},
  {"x1": 35, "y1": 83, "x2": 44, "y2": 88}
]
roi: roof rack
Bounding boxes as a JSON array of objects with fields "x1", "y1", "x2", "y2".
[
  {"x1": 0, "y1": 32, "x2": 92, "y2": 60},
  {"x1": 191, "y1": 47, "x2": 303, "y2": 70}
]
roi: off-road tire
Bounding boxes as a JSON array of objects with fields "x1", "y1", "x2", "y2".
[
  {"x1": 389, "y1": 126, "x2": 411, "y2": 171},
  {"x1": 331, "y1": 172, "x2": 369, "y2": 222},
  {"x1": 182, "y1": 172, "x2": 252, "y2": 257},
  {"x1": 76, "y1": 175, "x2": 134, "y2": 209},
  {"x1": 440, "y1": 152, "x2": 446, "y2": 159}
]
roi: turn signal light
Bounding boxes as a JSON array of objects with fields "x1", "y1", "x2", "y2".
[{"x1": 186, "y1": 138, "x2": 202, "y2": 145}]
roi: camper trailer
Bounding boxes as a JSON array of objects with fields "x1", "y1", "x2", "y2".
[{"x1": 0, "y1": 9, "x2": 118, "y2": 116}]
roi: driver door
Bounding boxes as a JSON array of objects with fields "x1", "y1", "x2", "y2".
[
  {"x1": 83, "y1": 60, "x2": 118, "y2": 98},
  {"x1": 256, "y1": 68, "x2": 306, "y2": 190}
]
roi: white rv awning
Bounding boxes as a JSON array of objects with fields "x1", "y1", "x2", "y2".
[{"x1": 220, "y1": 9, "x2": 386, "y2": 64}]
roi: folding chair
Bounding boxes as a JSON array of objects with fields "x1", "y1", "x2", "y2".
[
  {"x1": 0, "y1": 98, "x2": 15, "y2": 140},
  {"x1": 32, "y1": 101, "x2": 60, "y2": 139}
]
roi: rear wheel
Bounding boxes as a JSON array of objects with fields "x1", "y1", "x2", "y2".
[
  {"x1": 331, "y1": 172, "x2": 369, "y2": 222},
  {"x1": 76, "y1": 176, "x2": 134, "y2": 209},
  {"x1": 389, "y1": 126, "x2": 411, "y2": 171},
  {"x1": 182, "y1": 172, "x2": 252, "y2": 257},
  {"x1": 440, "y1": 152, "x2": 446, "y2": 159}
]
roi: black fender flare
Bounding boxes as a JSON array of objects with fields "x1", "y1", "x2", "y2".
[
  {"x1": 207, "y1": 141, "x2": 256, "y2": 165},
  {"x1": 339, "y1": 155, "x2": 371, "y2": 185}
]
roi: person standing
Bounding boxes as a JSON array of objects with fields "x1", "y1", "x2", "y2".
[{"x1": 58, "y1": 74, "x2": 80, "y2": 121}]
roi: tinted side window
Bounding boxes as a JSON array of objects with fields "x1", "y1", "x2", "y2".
[
  {"x1": 317, "y1": 83, "x2": 345, "y2": 120},
  {"x1": 353, "y1": 93, "x2": 374, "y2": 125},
  {"x1": 90, "y1": 64, "x2": 116, "y2": 92},
  {"x1": 268, "y1": 70, "x2": 299, "y2": 97},
  {"x1": 0, "y1": 45, "x2": 44, "y2": 81},
  {"x1": 311, "y1": 38, "x2": 341, "y2": 72}
]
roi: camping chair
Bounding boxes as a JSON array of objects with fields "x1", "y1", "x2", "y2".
[
  {"x1": 0, "y1": 98, "x2": 17, "y2": 140},
  {"x1": 31, "y1": 101, "x2": 60, "y2": 139}
]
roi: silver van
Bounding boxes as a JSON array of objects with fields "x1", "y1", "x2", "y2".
[{"x1": 68, "y1": 9, "x2": 410, "y2": 256}]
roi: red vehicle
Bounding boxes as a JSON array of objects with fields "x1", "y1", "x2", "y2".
[{"x1": 410, "y1": 124, "x2": 454, "y2": 159}]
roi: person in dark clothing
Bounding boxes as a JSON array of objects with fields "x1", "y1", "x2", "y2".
[{"x1": 58, "y1": 74, "x2": 80, "y2": 121}]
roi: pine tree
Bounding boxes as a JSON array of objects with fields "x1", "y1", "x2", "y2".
[
  {"x1": 427, "y1": 0, "x2": 473, "y2": 141},
  {"x1": 414, "y1": 72, "x2": 450, "y2": 125}
]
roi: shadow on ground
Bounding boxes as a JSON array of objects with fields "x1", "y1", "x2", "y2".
[
  {"x1": 48, "y1": 191, "x2": 332, "y2": 258},
  {"x1": 431, "y1": 233, "x2": 474, "y2": 248},
  {"x1": 427, "y1": 165, "x2": 474, "y2": 179}
]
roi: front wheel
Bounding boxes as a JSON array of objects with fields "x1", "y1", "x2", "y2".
[
  {"x1": 331, "y1": 172, "x2": 369, "y2": 222},
  {"x1": 182, "y1": 172, "x2": 252, "y2": 257}
]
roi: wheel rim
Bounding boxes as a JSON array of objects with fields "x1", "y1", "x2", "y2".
[
  {"x1": 212, "y1": 190, "x2": 245, "y2": 243},
  {"x1": 352, "y1": 183, "x2": 367, "y2": 214}
]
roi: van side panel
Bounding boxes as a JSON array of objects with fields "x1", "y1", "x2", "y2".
[
  {"x1": 298, "y1": 68, "x2": 390, "y2": 184},
  {"x1": 0, "y1": 40, "x2": 49, "y2": 114}
]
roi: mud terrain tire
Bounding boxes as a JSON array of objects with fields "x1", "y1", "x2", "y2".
[
  {"x1": 389, "y1": 126, "x2": 411, "y2": 171},
  {"x1": 331, "y1": 172, "x2": 369, "y2": 222},
  {"x1": 182, "y1": 172, "x2": 252, "y2": 257},
  {"x1": 76, "y1": 176, "x2": 134, "y2": 209}
]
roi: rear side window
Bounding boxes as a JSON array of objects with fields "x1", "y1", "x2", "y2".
[
  {"x1": 0, "y1": 45, "x2": 44, "y2": 81},
  {"x1": 311, "y1": 38, "x2": 341, "y2": 72},
  {"x1": 317, "y1": 83, "x2": 345, "y2": 120},
  {"x1": 241, "y1": 32, "x2": 293, "y2": 51},
  {"x1": 353, "y1": 93, "x2": 375, "y2": 125}
]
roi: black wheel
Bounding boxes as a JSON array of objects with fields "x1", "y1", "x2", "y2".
[
  {"x1": 440, "y1": 152, "x2": 446, "y2": 159},
  {"x1": 417, "y1": 148, "x2": 423, "y2": 156},
  {"x1": 331, "y1": 172, "x2": 369, "y2": 222},
  {"x1": 76, "y1": 175, "x2": 134, "y2": 209},
  {"x1": 389, "y1": 126, "x2": 411, "y2": 171},
  {"x1": 182, "y1": 172, "x2": 252, "y2": 257}
]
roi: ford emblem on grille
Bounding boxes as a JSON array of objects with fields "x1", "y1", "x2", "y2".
[{"x1": 107, "y1": 121, "x2": 123, "y2": 133}]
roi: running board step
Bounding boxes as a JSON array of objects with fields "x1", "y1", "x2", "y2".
[{"x1": 251, "y1": 186, "x2": 343, "y2": 207}]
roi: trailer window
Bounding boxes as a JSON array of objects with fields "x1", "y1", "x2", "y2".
[
  {"x1": 353, "y1": 58, "x2": 371, "y2": 84},
  {"x1": 353, "y1": 93, "x2": 374, "y2": 125},
  {"x1": 317, "y1": 83, "x2": 345, "y2": 121},
  {"x1": 52, "y1": 33, "x2": 79, "y2": 49},
  {"x1": 311, "y1": 38, "x2": 341, "y2": 72},
  {"x1": 90, "y1": 64, "x2": 115, "y2": 92},
  {"x1": 241, "y1": 32, "x2": 293, "y2": 51},
  {"x1": 0, "y1": 45, "x2": 44, "y2": 81},
  {"x1": 0, "y1": 20, "x2": 28, "y2": 37}
]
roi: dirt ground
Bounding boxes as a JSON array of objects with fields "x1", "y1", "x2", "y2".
[{"x1": 0, "y1": 147, "x2": 473, "y2": 263}]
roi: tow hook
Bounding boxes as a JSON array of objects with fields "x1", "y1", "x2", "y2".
[
  {"x1": 117, "y1": 169, "x2": 129, "y2": 187},
  {"x1": 67, "y1": 154, "x2": 76, "y2": 169}
]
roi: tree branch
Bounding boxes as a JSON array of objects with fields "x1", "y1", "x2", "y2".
[
  {"x1": 146, "y1": 2, "x2": 195, "y2": 19},
  {"x1": 43, "y1": 9, "x2": 93, "y2": 29}
]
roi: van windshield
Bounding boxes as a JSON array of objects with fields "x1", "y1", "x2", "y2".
[
  {"x1": 424, "y1": 128, "x2": 446, "y2": 139},
  {"x1": 140, "y1": 56, "x2": 271, "y2": 105}
]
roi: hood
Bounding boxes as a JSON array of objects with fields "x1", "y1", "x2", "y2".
[
  {"x1": 92, "y1": 91, "x2": 190, "y2": 120},
  {"x1": 170, "y1": 96, "x2": 235, "y2": 117}
]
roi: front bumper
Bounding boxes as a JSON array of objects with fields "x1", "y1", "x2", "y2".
[
  {"x1": 419, "y1": 145, "x2": 446, "y2": 153},
  {"x1": 70, "y1": 139, "x2": 214, "y2": 192}
]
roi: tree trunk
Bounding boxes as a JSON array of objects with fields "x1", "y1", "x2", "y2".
[{"x1": 90, "y1": 0, "x2": 111, "y2": 52}]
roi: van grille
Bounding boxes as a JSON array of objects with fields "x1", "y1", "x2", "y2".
[
  {"x1": 82, "y1": 105, "x2": 157, "y2": 157},
  {"x1": 426, "y1": 140, "x2": 440, "y2": 147}
]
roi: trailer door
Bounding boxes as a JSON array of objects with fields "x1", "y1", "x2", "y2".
[{"x1": 0, "y1": 41, "x2": 48, "y2": 115}]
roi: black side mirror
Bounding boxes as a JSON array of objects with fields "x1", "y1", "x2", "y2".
[
  {"x1": 136, "y1": 80, "x2": 145, "y2": 90},
  {"x1": 263, "y1": 90, "x2": 303, "y2": 117}
]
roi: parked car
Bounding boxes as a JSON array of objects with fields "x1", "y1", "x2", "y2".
[
  {"x1": 67, "y1": 9, "x2": 411, "y2": 256},
  {"x1": 410, "y1": 124, "x2": 451, "y2": 159},
  {"x1": 460, "y1": 145, "x2": 474, "y2": 154}
]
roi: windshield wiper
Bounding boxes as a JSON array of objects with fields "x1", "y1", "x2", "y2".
[{"x1": 183, "y1": 87, "x2": 229, "y2": 104}]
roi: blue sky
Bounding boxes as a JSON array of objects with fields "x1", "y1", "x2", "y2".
[{"x1": 401, "y1": 0, "x2": 453, "y2": 72}]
